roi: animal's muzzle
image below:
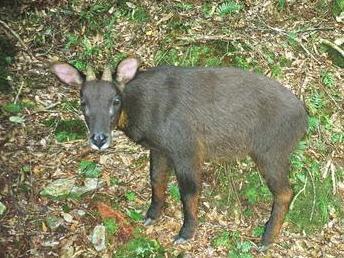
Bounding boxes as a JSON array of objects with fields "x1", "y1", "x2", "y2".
[{"x1": 90, "y1": 133, "x2": 108, "y2": 149}]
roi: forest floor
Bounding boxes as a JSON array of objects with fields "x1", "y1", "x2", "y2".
[{"x1": 0, "y1": 0, "x2": 343, "y2": 257}]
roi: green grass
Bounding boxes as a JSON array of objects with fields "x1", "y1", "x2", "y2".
[
  {"x1": 218, "y1": 1, "x2": 243, "y2": 16},
  {"x1": 79, "y1": 160, "x2": 102, "y2": 178},
  {"x1": 130, "y1": 7, "x2": 150, "y2": 22},
  {"x1": 168, "y1": 183, "x2": 180, "y2": 201},
  {"x1": 125, "y1": 191, "x2": 137, "y2": 202},
  {"x1": 241, "y1": 173, "x2": 271, "y2": 206},
  {"x1": 175, "y1": 2, "x2": 194, "y2": 11},
  {"x1": 114, "y1": 237, "x2": 165, "y2": 258},
  {"x1": 127, "y1": 209, "x2": 144, "y2": 222},
  {"x1": 2, "y1": 103, "x2": 23, "y2": 114},
  {"x1": 155, "y1": 42, "x2": 261, "y2": 69},
  {"x1": 103, "y1": 217, "x2": 119, "y2": 235},
  {"x1": 321, "y1": 71, "x2": 335, "y2": 88},
  {"x1": 278, "y1": 0, "x2": 286, "y2": 10},
  {"x1": 212, "y1": 230, "x2": 253, "y2": 257},
  {"x1": 43, "y1": 118, "x2": 87, "y2": 142},
  {"x1": 212, "y1": 160, "x2": 271, "y2": 218},
  {"x1": 288, "y1": 163, "x2": 344, "y2": 232},
  {"x1": 332, "y1": 0, "x2": 344, "y2": 16}
]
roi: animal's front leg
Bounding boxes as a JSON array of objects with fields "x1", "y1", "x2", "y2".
[{"x1": 144, "y1": 150, "x2": 170, "y2": 226}]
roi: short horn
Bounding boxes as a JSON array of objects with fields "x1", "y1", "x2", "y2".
[
  {"x1": 101, "y1": 65, "x2": 112, "y2": 82},
  {"x1": 86, "y1": 66, "x2": 96, "y2": 81}
]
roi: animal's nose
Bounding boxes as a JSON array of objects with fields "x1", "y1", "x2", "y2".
[{"x1": 91, "y1": 133, "x2": 108, "y2": 149}]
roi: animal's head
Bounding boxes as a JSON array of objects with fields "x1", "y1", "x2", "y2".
[{"x1": 52, "y1": 58, "x2": 140, "y2": 150}]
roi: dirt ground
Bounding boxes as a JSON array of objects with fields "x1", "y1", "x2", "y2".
[{"x1": 0, "y1": 0, "x2": 343, "y2": 257}]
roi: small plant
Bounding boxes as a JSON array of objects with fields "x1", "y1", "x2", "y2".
[
  {"x1": 64, "y1": 33, "x2": 79, "y2": 50},
  {"x1": 278, "y1": 0, "x2": 286, "y2": 10},
  {"x1": 252, "y1": 226, "x2": 264, "y2": 237},
  {"x1": 61, "y1": 100, "x2": 80, "y2": 112},
  {"x1": 2, "y1": 103, "x2": 23, "y2": 114},
  {"x1": 321, "y1": 71, "x2": 335, "y2": 88},
  {"x1": 175, "y1": 2, "x2": 193, "y2": 11},
  {"x1": 131, "y1": 7, "x2": 149, "y2": 22},
  {"x1": 70, "y1": 59, "x2": 87, "y2": 70},
  {"x1": 270, "y1": 64, "x2": 283, "y2": 78},
  {"x1": 125, "y1": 191, "x2": 137, "y2": 202},
  {"x1": 229, "y1": 241, "x2": 253, "y2": 258},
  {"x1": 241, "y1": 173, "x2": 271, "y2": 205},
  {"x1": 332, "y1": 0, "x2": 344, "y2": 16},
  {"x1": 103, "y1": 217, "x2": 118, "y2": 235},
  {"x1": 212, "y1": 231, "x2": 232, "y2": 248},
  {"x1": 168, "y1": 183, "x2": 180, "y2": 201},
  {"x1": 287, "y1": 32, "x2": 298, "y2": 48},
  {"x1": 218, "y1": 1, "x2": 243, "y2": 16},
  {"x1": 127, "y1": 209, "x2": 144, "y2": 222},
  {"x1": 306, "y1": 91, "x2": 327, "y2": 114},
  {"x1": 233, "y1": 56, "x2": 250, "y2": 70},
  {"x1": 44, "y1": 119, "x2": 87, "y2": 142},
  {"x1": 202, "y1": 2, "x2": 214, "y2": 17},
  {"x1": 115, "y1": 237, "x2": 165, "y2": 258},
  {"x1": 290, "y1": 140, "x2": 308, "y2": 172},
  {"x1": 79, "y1": 160, "x2": 102, "y2": 178},
  {"x1": 110, "y1": 176, "x2": 120, "y2": 186}
]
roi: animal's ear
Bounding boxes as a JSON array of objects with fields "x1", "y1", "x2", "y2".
[
  {"x1": 51, "y1": 63, "x2": 84, "y2": 86},
  {"x1": 116, "y1": 58, "x2": 140, "y2": 90}
]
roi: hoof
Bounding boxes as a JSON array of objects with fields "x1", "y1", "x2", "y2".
[
  {"x1": 256, "y1": 244, "x2": 270, "y2": 252},
  {"x1": 143, "y1": 217, "x2": 156, "y2": 226},
  {"x1": 173, "y1": 236, "x2": 188, "y2": 245}
]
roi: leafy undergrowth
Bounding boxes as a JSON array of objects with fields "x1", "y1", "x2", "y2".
[{"x1": 0, "y1": 0, "x2": 343, "y2": 257}]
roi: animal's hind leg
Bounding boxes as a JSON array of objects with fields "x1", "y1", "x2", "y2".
[{"x1": 254, "y1": 153, "x2": 293, "y2": 247}]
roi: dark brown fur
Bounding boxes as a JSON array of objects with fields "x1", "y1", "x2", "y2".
[{"x1": 52, "y1": 60, "x2": 308, "y2": 247}]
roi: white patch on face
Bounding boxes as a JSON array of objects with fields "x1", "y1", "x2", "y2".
[
  {"x1": 85, "y1": 106, "x2": 90, "y2": 116},
  {"x1": 109, "y1": 106, "x2": 115, "y2": 116}
]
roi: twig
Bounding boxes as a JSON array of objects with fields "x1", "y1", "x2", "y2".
[
  {"x1": 30, "y1": 101, "x2": 61, "y2": 115},
  {"x1": 321, "y1": 85, "x2": 342, "y2": 111},
  {"x1": 295, "y1": 27, "x2": 335, "y2": 34},
  {"x1": 0, "y1": 19, "x2": 38, "y2": 61},
  {"x1": 298, "y1": 72, "x2": 309, "y2": 101},
  {"x1": 320, "y1": 39, "x2": 344, "y2": 58},
  {"x1": 331, "y1": 163, "x2": 336, "y2": 195},
  {"x1": 176, "y1": 35, "x2": 240, "y2": 42},
  {"x1": 306, "y1": 168, "x2": 316, "y2": 222},
  {"x1": 298, "y1": 39, "x2": 321, "y2": 64},
  {"x1": 257, "y1": 19, "x2": 322, "y2": 63},
  {"x1": 290, "y1": 176, "x2": 307, "y2": 210},
  {"x1": 14, "y1": 81, "x2": 24, "y2": 104}
]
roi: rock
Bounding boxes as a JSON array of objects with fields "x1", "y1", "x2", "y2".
[
  {"x1": 0, "y1": 201, "x2": 6, "y2": 216},
  {"x1": 62, "y1": 212, "x2": 73, "y2": 223},
  {"x1": 77, "y1": 210, "x2": 86, "y2": 216},
  {"x1": 46, "y1": 215, "x2": 63, "y2": 230},
  {"x1": 91, "y1": 225, "x2": 106, "y2": 252},
  {"x1": 42, "y1": 240, "x2": 59, "y2": 247},
  {"x1": 60, "y1": 245, "x2": 74, "y2": 258},
  {"x1": 70, "y1": 178, "x2": 101, "y2": 198},
  {"x1": 40, "y1": 178, "x2": 76, "y2": 199}
]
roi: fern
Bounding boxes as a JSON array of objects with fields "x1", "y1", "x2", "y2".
[{"x1": 218, "y1": 1, "x2": 242, "y2": 16}]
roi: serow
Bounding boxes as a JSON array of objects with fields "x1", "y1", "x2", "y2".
[{"x1": 52, "y1": 57, "x2": 307, "y2": 249}]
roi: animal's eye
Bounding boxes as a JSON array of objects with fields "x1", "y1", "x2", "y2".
[
  {"x1": 113, "y1": 98, "x2": 121, "y2": 105},
  {"x1": 80, "y1": 99, "x2": 86, "y2": 106}
]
